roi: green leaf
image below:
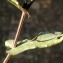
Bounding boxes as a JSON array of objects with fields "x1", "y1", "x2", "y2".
[
  {"x1": 8, "y1": 0, "x2": 22, "y2": 10},
  {"x1": 5, "y1": 32, "x2": 63, "y2": 55}
]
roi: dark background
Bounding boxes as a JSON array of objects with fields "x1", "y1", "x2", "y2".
[{"x1": 0, "y1": 0, "x2": 63, "y2": 63}]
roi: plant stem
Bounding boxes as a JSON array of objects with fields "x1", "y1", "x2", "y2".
[
  {"x1": 14, "y1": 11, "x2": 25, "y2": 47},
  {"x1": 3, "y1": 8, "x2": 30, "y2": 63}
]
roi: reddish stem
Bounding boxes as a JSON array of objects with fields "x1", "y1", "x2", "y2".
[{"x1": 3, "y1": 11, "x2": 26, "y2": 63}]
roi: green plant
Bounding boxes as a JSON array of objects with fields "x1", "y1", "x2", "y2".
[
  {"x1": 3, "y1": 0, "x2": 34, "y2": 63},
  {"x1": 5, "y1": 32, "x2": 63, "y2": 55},
  {"x1": 3, "y1": 0, "x2": 63, "y2": 63}
]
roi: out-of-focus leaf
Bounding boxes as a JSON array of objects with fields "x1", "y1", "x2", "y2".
[{"x1": 8, "y1": 0, "x2": 22, "y2": 10}]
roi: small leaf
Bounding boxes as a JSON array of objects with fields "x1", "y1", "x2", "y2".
[{"x1": 8, "y1": 0, "x2": 22, "y2": 10}]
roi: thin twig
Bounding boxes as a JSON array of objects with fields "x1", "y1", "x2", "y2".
[
  {"x1": 3, "y1": 54, "x2": 11, "y2": 63},
  {"x1": 3, "y1": 8, "x2": 30, "y2": 63},
  {"x1": 14, "y1": 11, "x2": 25, "y2": 47}
]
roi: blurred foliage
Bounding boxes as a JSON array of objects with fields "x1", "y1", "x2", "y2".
[{"x1": 0, "y1": 0, "x2": 63, "y2": 63}]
